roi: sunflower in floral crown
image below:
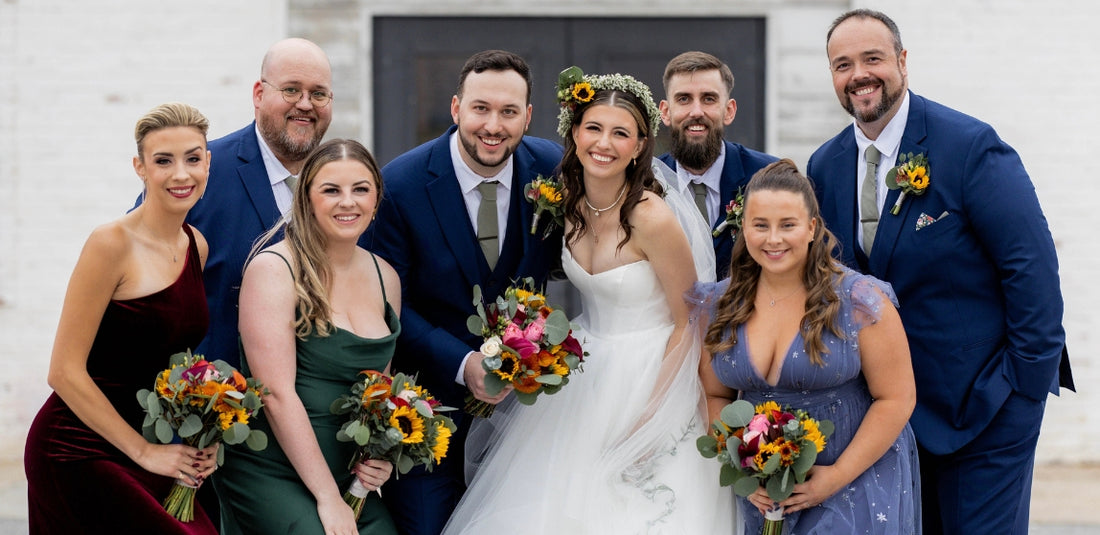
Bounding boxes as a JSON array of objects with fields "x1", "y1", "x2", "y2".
[
  {"x1": 390, "y1": 405, "x2": 426, "y2": 444},
  {"x1": 571, "y1": 81, "x2": 594, "y2": 103}
]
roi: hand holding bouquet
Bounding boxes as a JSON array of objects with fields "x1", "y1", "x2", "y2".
[
  {"x1": 137, "y1": 350, "x2": 269, "y2": 522},
  {"x1": 330, "y1": 371, "x2": 456, "y2": 519},
  {"x1": 465, "y1": 278, "x2": 585, "y2": 418},
  {"x1": 697, "y1": 400, "x2": 834, "y2": 535}
]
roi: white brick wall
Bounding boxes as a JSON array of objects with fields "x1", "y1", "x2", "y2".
[
  {"x1": 3, "y1": 0, "x2": 1095, "y2": 468},
  {"x1": 0, "y1": 1, "x2": 286, "y2": 460}
]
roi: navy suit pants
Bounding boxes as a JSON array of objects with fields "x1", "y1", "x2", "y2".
[{"x1": 918, "y1": 391, "x2": 1044, "y2": 534}]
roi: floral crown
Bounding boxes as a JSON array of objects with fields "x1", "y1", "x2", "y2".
[{"x1": 555, "y1": 66, "x2": 661, "y2": 139}]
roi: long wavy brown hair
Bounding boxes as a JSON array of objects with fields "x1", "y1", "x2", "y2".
[
  {"x1": 247, "y1": 138, "x2": 384, "y2": 339},
  {"x1": 561, "y1": 89, "x2": 662, "y2": 251},
  {"x1": 703, "y1": 159, "x2": 846, "y2": 366}
]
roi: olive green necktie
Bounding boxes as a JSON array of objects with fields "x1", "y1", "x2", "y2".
[
  {"x1": 477, "y1": 180, "x2": 499, "y2": 269},
  {"x1": 860, "y1": 145, "x2": 882, "y2": 254},
  {"x1": 691, "y1": 181, "x2": 709, "y2": 224}
]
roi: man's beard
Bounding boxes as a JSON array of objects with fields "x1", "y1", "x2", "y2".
[
  {"x1": 670, "y1": 121, "x2": 723, "y2": 172},
  {"x1": 259, "y1": 117, "x2": 324, "y2": 163},
  {"x1": 459, "y1": 128, "x2": 515, "y2": 170},
  {"x1": 845, "y1": 77, "x2": 905, "y2": 124}
]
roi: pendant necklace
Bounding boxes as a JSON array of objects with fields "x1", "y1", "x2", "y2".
[
  {"x1": 760, "y1": 281, "x2": 801, "y2": 307},
  {"x1": 583, "y1": 184, "x2": 627, "y2": 217},
  {"x1": 143, "y1": 223, "x2": 179, "y2": 263}
]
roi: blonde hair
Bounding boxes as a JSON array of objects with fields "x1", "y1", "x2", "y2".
[
  {"x1": 247, "y1": 139, "x2": 383, "y2": 339},
  {"x1": 704, "y1": 159, "x2": 846, "y2": 366},
  {"x1": 134, "y1": 102, "x2": 209, "y2": 157}
]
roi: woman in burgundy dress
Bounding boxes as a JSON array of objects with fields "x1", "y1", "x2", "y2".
[{"x1": 24, "y1": 102, "x2": 220, "y2": 534}]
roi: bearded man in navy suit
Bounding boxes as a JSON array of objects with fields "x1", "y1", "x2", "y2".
[
  {"x1": 361, "y1": 50, "x2": 563, "y2": 535},
  {"x1": 808, "y1": 10, "x2": 1073, "y2": 534},
  {"x1": 656, "y1": 51, "x2": 776, "y2": 280}
]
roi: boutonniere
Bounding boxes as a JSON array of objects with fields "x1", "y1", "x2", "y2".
[
  {"x1": 885, "y1": 152, "x2": 930, "y2": 215},
  {"x1": 711, "y1": 188, "x2": 745, "y2": 239},
  {"x1": 524, "y1": 174, "x2": 565, "y2": 239}
]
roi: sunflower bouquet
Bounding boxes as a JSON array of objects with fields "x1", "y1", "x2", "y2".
[
  {"x1": 697, "y1": 400, "x2": 834, "y2": 535},
  {"x1": 137, "y1": 349, "x2": 269, "y2": 522},
  {"x1": 465, "y1": 277, "x2": 585, "y2": 418},
  {"x1": 330, "y1": 371, "x2": 456, "y2": 519},
  {"x1": 885, "y1": 151, "x2": 930, "y2": 215},
  {"x1": 524, "y1": 174, "x2": 565, "y2": 239}
]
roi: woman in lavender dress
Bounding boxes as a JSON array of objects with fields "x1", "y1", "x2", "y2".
[{"x1": 696, "y1": 159, "x2": 920, "y2": 534}]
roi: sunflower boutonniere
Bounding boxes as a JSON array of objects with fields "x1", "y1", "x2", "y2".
[
  {"x1": 523, "y1": 174, "x2": 565, "y2": 239},
  {"x1": 885, "y1": 152, "x2": 930, "y2": 215}
]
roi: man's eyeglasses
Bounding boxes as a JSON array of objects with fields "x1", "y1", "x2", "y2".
[{"x1": 261, "y1": 80, "x2": 332, "y2": 107}]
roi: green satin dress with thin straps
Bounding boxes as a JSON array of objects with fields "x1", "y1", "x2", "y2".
[{"x1": 215, "y1": 251, "x2": 400, "y2": 535}]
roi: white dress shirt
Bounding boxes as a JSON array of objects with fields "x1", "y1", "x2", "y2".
[{"x1": 255, "y1": 124, "x2": 295, "y2": 216}]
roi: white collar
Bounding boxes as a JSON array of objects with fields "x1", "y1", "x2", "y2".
[{"x1": 254, "y1": 124, "x2": 294, "y2": 186}]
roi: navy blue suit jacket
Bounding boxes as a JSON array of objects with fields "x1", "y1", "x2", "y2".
[
  {"x1": 659, "y1": 141, "x2": 776, "y2": 280},
  {"x1": 187, "y1": 123, "x2": 282, "y2": 367},
  {"x1": 808, "y1": 92, "x2": 1068, "y2": 455},
  {"x1": 360, "y1": 126, "x2": 564, "y2": 411}
]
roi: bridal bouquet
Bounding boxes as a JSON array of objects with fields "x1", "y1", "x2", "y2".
[
  {"x1": 524, "y1": 174, "x2": 565, "y2": 238},
  {"x1": 465, "y1": 278, "x2": 585, "y2": 418},
  {"x1": 137, "y1": 350, "x2": 269, "y2": 522},
  {"x1": 697, "y1": 400, "x2": 834, "y2": 535},
  {"x1": 330, "y1": 371, "x2": 456, "y2": 519}
]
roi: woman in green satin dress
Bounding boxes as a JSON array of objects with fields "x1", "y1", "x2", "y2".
[{"x1": 215, "y1": 139, "x2": 401, "y2": 535}]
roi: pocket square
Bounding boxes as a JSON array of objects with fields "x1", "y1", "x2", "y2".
[{"x1": 915, "y1": 211, "x2": 949, "y2": 231}]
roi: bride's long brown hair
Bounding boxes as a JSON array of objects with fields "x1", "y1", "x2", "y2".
[{"x1": 703, "y1": 159, "x2": 846, "y2": 366}]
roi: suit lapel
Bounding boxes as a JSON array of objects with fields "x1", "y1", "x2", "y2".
[
  {"x1": 424, "y1": 138, "x2": 483, "y2": 287},
  {"x1": 824, "y1": 129, "x2": 861, "y2": 268},
  {"x1": 236, "y1": 128, "x2": 282, "y2": 230},
  {"x1": 869, "y1": 93, "x2": 929, "y2": 275}
]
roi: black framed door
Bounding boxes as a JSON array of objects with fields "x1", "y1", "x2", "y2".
[{"x1": 373, "y1": 16, "x2": 767, "y2": 166}]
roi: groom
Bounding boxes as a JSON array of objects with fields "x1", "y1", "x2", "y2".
[
  {"x1": 808, "y1": 9, "x2": 1073, "y2": 534},
  {"x1": 361, "y1": 49, "x2": 563, "y2": 535}
]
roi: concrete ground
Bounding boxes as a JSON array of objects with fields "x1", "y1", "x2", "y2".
[{"x1": 0, "y1": 461, "x2": 1096, "y2": 533}]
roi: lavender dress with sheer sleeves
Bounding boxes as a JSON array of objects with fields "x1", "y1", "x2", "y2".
[{"x1": 690, "y1": 268, "x2": 920, "y2": 534}]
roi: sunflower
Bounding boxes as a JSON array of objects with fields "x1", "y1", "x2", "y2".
[
  {"x1": 538, "y1": 183, "x2": 562, "y2": 203},
  {"x1": 389, "y1": 405, "x2": 426, "y2": 444},
  {"x1": 492, "y1": 352, "x2": 520, "y2": 382},
  {"x1": 908, "y1": 166, "x2": 929, "y2": 190},
  {"x1": 802, "y1": 418, "x2": 827, "y2": 452},
  {"x1": 155, "y1": 369, "x2": 178, "y2": 399},
  {"x1": 776, "y1": 438, "x2": 800, "y2": 467},
  {"x1": 755, "y1": 400, "x2": 781, "y2": 416},
  {"x1": 431, "y1": 422, "x2": 452, "y2": 463},
  {"x1": 571, "y1": 82, "x2": 594, "y2": 103}
]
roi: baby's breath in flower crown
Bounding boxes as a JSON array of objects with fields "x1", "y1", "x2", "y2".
[{"x1": 555, "y1": 66, "x2": 661, "y2": 139}]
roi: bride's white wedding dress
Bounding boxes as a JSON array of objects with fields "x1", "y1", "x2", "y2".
[{"x1": 443, "y1": 166, "x2": 736, "y2": 534}]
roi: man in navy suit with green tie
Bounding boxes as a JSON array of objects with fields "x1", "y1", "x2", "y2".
[{"x1": 808, "y1": 10, "x2": 1073, "y2": 534}]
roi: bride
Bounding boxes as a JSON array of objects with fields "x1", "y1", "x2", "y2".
[{"x1": 442, "y1": 70, "x2": 736, "y2": 534}]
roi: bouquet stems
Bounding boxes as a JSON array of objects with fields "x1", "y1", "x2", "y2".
[
  {"x1": 464, "y1": 393, "x2": 496, "y2": 419},
  {"x1": 343, "y1": 478, "x2": 380, "y2": 520},
  {"x1": 762, "y1": 504, "x2": 784, "y2": 535},
  {"x1": 163, "y1": 478, "x2": 199, "y2": 522}
]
